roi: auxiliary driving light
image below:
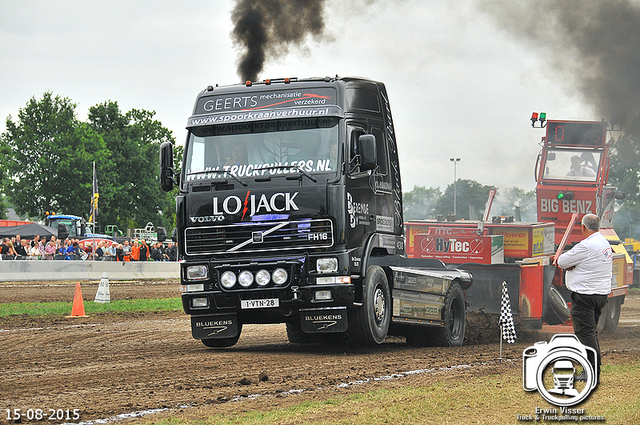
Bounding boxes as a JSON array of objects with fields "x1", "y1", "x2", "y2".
[
  {"x1": 220, "y1": 271, "x2": 237, "y2": 289},
  {"x1": 256, "y1": 269, "x2": 271, "y2": 286},
  {"x1": 238, "y1": 270, "x2": 254, "y2": 288},
  {"x1": 314, "y1": 290, "x2": 332, "y2": 301},
  {"x1": 192, "y1": 297, "x2": 209, "y2": 308},
  {"x1": 272, "y1": 268, "x2": 288, "y2": 285}
]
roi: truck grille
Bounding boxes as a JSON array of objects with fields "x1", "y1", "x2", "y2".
[{"x1": 185, "y1": 219, "x2": 334, "y2": 255}]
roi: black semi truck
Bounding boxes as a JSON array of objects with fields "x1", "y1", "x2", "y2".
[{"x1": 160, "y1": 76, "x2": 472, "y2": 347}]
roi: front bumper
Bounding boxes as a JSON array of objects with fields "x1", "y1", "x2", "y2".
[{"x1": 182, "y1": 282, "x2": 355, "y2": 320}]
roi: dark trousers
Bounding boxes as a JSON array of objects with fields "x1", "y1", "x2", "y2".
[{"x1": 571, "y1": 292, "x2": 608, "y2": 379}]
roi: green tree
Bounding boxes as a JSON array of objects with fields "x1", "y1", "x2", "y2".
[
  {"x1": 403, "y1": 185, "x2": 442, "y2": 220},
  {"x1": 435, "y1": 179, "x2": 493, "y2": 220},
  {"x1": 0, "y1": 197, "x2": 7, "y2": 219},
  {"x1": 493, "y1": 186, "x2": 537, "y2": 222},
  {"x1": 609, "y1": 129, "x2": 640, "y2": 240},
  {"x1": 1, "y1": 93, "x2": 181, "y2": 233},
  {"x1": 87, "y1": 102, "x2": 180, "y2": 230},
  {"x1": 0, "y1": 93, "x2": 108, "y2": 218}
]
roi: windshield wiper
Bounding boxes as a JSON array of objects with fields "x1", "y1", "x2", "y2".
[
  {"x1": 254, "y1": 165, "x2": 318, "y2": 183},
  {"x1": 186, "y1": 169, "x2": 248, "y2": 187}
]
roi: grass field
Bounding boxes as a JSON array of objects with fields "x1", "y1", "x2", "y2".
[
  {"x1": 144, "y1": 360, "x2": 640, "y2": 425},
  {"x1": 0, "y1": 298, "x2": 182, "y2": 317}
]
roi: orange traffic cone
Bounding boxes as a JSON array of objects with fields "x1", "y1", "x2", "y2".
[{"x1": 66, "y1": 282, "x2": 88, "y2": 318}]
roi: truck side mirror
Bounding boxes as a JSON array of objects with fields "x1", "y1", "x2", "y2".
[
  {"x1": 358, "y1": 134, "x2": 377, "y2": 170},
  {"x1": 157, "y1": 226, "x2": 167, "y2": 242},
  {"x1": 171, "y1": 227, "x2": 177, "y2": 242},
  {"x1": 160, "y1": 141, "x2": 176, "y2": 192},
  {"x1": 57, "y1": 223, "x2": 69, "y2": 240}
]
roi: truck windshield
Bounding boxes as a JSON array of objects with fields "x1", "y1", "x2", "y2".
[
  {"x1": 48, "y1": 218, "x2": 78, "y2": 237},
  {"x1": 541, "y1": 149, "x2": 601, "y2": 182},
  {"x1": 185, "y1": 117, "x2": 340, "y2": 181}
]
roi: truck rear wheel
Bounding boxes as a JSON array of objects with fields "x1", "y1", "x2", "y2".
[
  {"x1": 201, "y1": 324, "x2": 242, "y2": 348},
  {"x1": 597, "y1": 297, "x2": 621, "y2": 334},
  {"x1": 543, "y1": 285, "x2": 571, "y2": 326},
  {"x1": 348, "y1": 265, "x2": 391, "y2": 346},
  {"x1": 407, "y1": 282, "x2": 466, "y2": 347}
]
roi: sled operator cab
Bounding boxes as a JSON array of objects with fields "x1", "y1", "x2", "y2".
[{"x1": 534, "y1": 119, "x2": 617, "y2": 245}]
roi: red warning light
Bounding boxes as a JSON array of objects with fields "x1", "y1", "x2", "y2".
[{"x1": 531, "y1": 112, "x2": 539, "y2": 127}]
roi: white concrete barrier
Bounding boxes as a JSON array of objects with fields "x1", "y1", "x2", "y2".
[{"x1": 0, "y1": 260, "x2": 179, "y2": 281}]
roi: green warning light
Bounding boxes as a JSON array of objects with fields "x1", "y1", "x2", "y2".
[{"x1": 557, "y1": 191, "x2": 574, "y2": 200}]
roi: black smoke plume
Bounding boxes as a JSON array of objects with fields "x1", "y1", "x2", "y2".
[
  {"x1": 231, "y1": 0, "x2": 326, "y2": 83},
  {"x1": 479, "y1": 0, "x2": 640, "y2": 128}
]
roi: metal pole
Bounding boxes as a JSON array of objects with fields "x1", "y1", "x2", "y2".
[
  {"x1": 92, "y1": 161, "x2": 96, "y2": 262},
  {"x1": 450, "y1": 158, "x2": 460, "y2": 217}
]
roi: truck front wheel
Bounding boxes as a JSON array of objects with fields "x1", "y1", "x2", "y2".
[{"x1": 348, "y1": 266, "x2": 391, "y2": 345}]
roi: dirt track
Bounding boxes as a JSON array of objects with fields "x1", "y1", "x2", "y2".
[{"x1": 1, "y1": 281, "x2": 639, "y2": 423}]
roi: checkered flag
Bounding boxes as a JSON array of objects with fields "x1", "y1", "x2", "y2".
[{"x1": 499, "y1": 281, "x2": 517, "y2": 344}]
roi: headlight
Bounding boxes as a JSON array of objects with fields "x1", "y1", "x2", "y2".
[
  {"x1": 255, "y1": 269, "x2": 271, "y2": 286},
  {"x1": 186, "y1": 265, "x2": 208, "y2": 280},
  {"x1": 316, "y1": 258, "x2": 338, "y2": 274},
  {"x1": 272, "y1": 268, "x2": 288, "y2": 285},
  {"x1": 238, "y1": 270, "x2": 254, "y2": 288},
  {"x1": 220, "y1": 271, "x2": 237, "y2": 289}
]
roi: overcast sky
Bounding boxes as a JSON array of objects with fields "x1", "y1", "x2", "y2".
[{"x1": 0, "y1": 0, "x2": 601, "y2": 194}]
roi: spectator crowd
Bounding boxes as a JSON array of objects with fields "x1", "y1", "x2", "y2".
[{"x1": 0, "y1": 235, "x2": 177, "y2": 262}]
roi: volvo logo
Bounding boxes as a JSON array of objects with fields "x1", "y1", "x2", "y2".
[{"x1": 252, "y1": 231, "x2": 264, "y2": 243}]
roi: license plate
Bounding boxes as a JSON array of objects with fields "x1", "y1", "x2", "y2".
[{"x1": 240, "y1": 298, "x2": 279, "y2": 309}]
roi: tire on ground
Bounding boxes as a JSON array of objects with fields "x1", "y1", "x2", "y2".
[
  {"x1": 601, "y1": 296, "x2": 621, "y2": 334},
  {"x1": 348, "y1": 265, "x2": 391, "y2": 346},
  {"x1": 286, "y1": 320, "x2": 314, "y2": 344},
  {"x1": 429, "y1": 282, "x2": 466, "y2": 347},
  {"x1": 543, "y1": 285, "x2": 570, "y2": 326}
]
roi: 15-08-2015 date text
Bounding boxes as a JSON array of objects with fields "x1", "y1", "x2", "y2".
[{"x1": 6, "y1": 408, "x2": 80, "y2": 422}]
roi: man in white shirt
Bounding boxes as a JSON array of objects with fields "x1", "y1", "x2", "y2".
[
  {"x1": 557, "y1": 213, "x2": 612, "y2": 384},
  {"x1": 566, "y1": 155, "x2": 596, "y2": 178}
]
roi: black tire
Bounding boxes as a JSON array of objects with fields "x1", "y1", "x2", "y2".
[
  {"x1": 348, "y1": 265, "x2": 391, "y2": 346},
  {"x1": 201, "y1": 323, "x2": 242, "y2": 348},
  {"x1": 543, "y1": 285, "x2": 570, "y2": 325},
  {"x1": 286, "y1": 320, "x2": 314, "y2": 344},
  {"x1": 602, "y1": 297, "x2": 621, "y2": 333},
  {"x1": 596, "y1": 302, "x2": 608, "y2": 333},
  {"x1": 431, "y1": 282, "x2": 466, "y2": 347}
]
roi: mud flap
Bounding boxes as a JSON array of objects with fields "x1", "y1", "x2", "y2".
[
  {"x1": 191, "y1": 314, "x2": 239, "y2": 340},
  {"x1": 300, "y1": 307, "x2": 348, "y2": 333}
]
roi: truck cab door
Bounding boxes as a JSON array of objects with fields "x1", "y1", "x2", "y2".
[{"x1": 345, "y1": 124, "x2": 375, "y2": 255}]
